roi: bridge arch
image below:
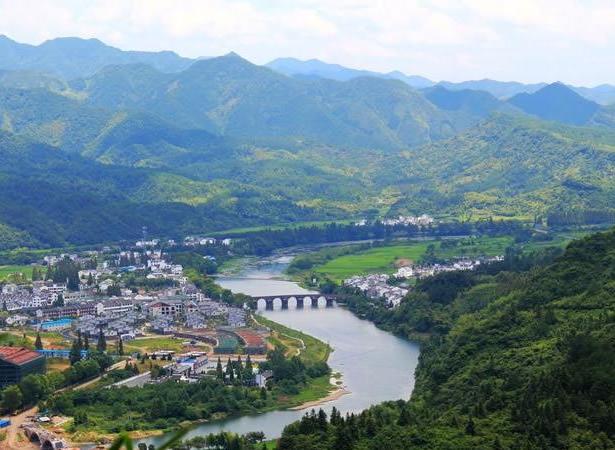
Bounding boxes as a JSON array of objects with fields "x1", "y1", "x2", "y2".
[
  {"x1": 287, "y1": 296, "x2": 298, "y2": 309},
  {"x1": 256, "y1": 298, "x2": 267, "y2": 310},
  {"x1": 28, "y1": 431, "x2": 41, "y2": 443},
  {"x1": 41, "y1": 440, "x2": 55, "y2": 450},
  {"x1": 272, "y1": 297, "x2": 283, "y2": 310}
]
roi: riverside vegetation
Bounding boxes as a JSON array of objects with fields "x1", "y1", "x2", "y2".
[{"x1": 275, "y1": 229, "x2": 615, "y2": 449}]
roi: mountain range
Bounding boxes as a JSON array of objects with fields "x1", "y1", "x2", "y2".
[
  {"x1": 0, "y1": 35, "x2": 614, "y2": 247},
  {"x1": 266, "y1": 56, "x2": 615, "y2": 105}
]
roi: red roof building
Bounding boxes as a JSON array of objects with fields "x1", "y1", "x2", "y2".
[{"x1": 0, "y1": 346, "x2": 45, "y2": 387}]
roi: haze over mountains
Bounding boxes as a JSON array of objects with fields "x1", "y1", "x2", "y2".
[{"x1": 0, "y1": 34, "x2": 614, "y2": 248}]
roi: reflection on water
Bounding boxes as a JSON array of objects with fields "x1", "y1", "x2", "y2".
[{"x1": 134, "y1": 252, "x2": 420, "y2": 445}]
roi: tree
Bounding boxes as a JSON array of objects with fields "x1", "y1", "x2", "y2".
[
  {"x1": 97, "y1": 328, "x2": 107, "y2": 352},
  {"x1": 107, "y1": 284, "x2": 121, "y2": 297},
  {"x1": 87, "y1": 273, "x2": 94, "y2": 286},
  {"x1": 69, "y1": 338, "x2": 82, "y2": 365},
  {"x1": 34, "y1": 332, "x2": 43, "y2": 350},
  {"x1": 19, "y1": 374, "x2": 49, "y2": 405},
  {"x1": 83, "y1": 334, "x2": 90, "y2": 351},
  {"x1": 216, "y1": 357, "x2": 224, "y2": 380},
  {"x1": 1, "y1": 384, "x2": 23, "y2": 412},
  {"x1": 52, "y1": 293, "x2": 64, "y2": 307},
  {"x1": 118, "y1": 337, "x2": 124, "y2": 356}
]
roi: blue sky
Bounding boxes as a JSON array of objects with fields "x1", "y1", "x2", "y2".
[{"x1": 0, "y1": 0, "x2": 613, "y2": 86}]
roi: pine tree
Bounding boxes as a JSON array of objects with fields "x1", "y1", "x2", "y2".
[
  {"x1": 34, "y1": 332, "x2": 43, "y2": 350},
  {"x1": 118, "y1": 337, "x2": 124, "y2": 356},
  {"x1": 69, "y1": 338, "x2": 82, "y2": 365},
  {"x1": 87, "y1": 273, "x2": 94, "y2": 286},
  {"x1": 97, "y1": 328, "x2": 107, "y2": 352},
  {"x1": 216, "y1": 357, "x2": 224, "y2": 380},
  {"x1": 83, "y1": 334, "x2": 90, "y2": 351},
  {"x1": 225, "y1": 357, "x2": 233, "y2": 378}
]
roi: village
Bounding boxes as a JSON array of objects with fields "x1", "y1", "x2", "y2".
[
  {"x1": 343, "y1": 255, "x2": 504, "y2": 307},
  {"x1": 0, "y1": 235, "x2": 278, "y2": 392}
]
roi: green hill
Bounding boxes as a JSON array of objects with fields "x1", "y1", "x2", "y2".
[
  {"x1": 387, "y1": 114, "x2": 615, "y2": 219},
  {"x1": 76, "y1": 54, "x2": 465, "y2": 150},
  {"x1": 280, "y1": 228, "x2": 615, "y2": 449},
  {"x1": 0, "y1": 35, "x2": 193, "y2": 79},
  {"x1": 508, "y1": 82, "x2": 601, "y2": 125},
  {"x1": 0, "y1": 131, "x2": 342, "y2": 247}
]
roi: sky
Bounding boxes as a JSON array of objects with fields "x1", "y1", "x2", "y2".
[{"x1": 0, "y1": 0, "x2": 613, "y2": 86}]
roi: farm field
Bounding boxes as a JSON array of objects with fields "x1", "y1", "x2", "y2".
[
  {"x1": 314, "y1": 242, "x2": 431, "y2": 281},
  {"x1": 311, "y1": 236, "x2": 515, "y2": 282}
]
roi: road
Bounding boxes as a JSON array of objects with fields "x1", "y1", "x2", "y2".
[{"x1": 3, "y1": 359, "x2": 127, "y2": 449}]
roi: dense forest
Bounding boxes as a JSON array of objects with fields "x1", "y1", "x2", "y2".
[{"x1": 277, "y1": 228, "x2": 615, "y2": 449}]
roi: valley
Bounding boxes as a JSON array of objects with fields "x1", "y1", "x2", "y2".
[{"x1": 0, "y1": 25, "x2": 614, "y2": 450}]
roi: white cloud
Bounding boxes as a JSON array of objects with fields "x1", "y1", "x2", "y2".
[{"x1": 0, "y1": 0, "x2": 612, "y2": 85}]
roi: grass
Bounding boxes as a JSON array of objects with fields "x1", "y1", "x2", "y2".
[
  {"x1": 310, "y1": 236, "x2": 515, "y2": 282},
  {"x1": 0, "y1": 331, "x2": 32, "y2": 347},
  {"x1": 0, "y1": 264, "x2": 33, "y2": 281},
  {"x1": 122, "y1": 337, "x2": 190, "y2": 354},
  {"x1": 277, "y1": 374, "x2": 333, "y2": 406},
  {"x1": 47, "y1": 357, "x2": 71, "y2": 373},
  {"x1": 314, "y1": 241, "x2": 431, "y2": 281},
  {"x1": 255, "y1": 315, "x2": 330, "y2": 364}
]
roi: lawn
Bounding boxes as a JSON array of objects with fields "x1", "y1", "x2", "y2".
[{"x1": 122, "y1": 336, "x2": 190, "y2": 354}]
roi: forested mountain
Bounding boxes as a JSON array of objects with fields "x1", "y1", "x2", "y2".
[
  {"x1": 422, "y1": 86, "x2": 513, "y2": 118},
  {"x1": 508, "y1": 82, "x2": 602, "y2": 125},
  {"x1": 387, "y1": 114, "x2": 615, "y2": 219},
  {"x1": 266, "y1": 57, "x2": 615, "y2": 105},
  {"x1": 75, "y1": 53, "x2": 462, "y2": 149},
  {"x1": 438, "y1": 79, "x2": 547, "y2": 99},
  {"x1": 266, "y1": 57, "x2": 434, "y2": 88},
  {"x1": 0, "y1": 35, "x2": 614, "y2": 249},
  {"x1": 280, "y1": 228, "x2": 615, "y2": 449},
  {"x1": 0, "y1": 131, "x2": 344, "y2": 247},
  {"x1": 0, "y1": 35, "x2": 193, "y2": 79}
]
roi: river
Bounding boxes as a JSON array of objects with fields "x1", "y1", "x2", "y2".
[{"x1": 138, "y1": 252, "x2": 420, "y2": 445}]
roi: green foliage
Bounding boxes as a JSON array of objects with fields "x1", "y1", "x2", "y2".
[{"x1": 283, "y1": 228, "x2": 615, "y2": 448}]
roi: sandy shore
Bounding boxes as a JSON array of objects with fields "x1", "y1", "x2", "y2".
[{"x1": 289, "y1": 385, "x2": 350, "y2": 411}]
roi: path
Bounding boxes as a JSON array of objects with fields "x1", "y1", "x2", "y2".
[
  {"x1": 4, "y1": 405, "x2": 39, "y2": 450},
  {"x1": 3, "y1": 359, "x2": 126, "y2": 449}
]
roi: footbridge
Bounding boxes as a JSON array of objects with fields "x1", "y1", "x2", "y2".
[
  {"x1": 22, "y1": 423, "x2": 67, "y2": 450},
  {"x1": 250, "y1": 294, "x2": 337, "y2": 310}
]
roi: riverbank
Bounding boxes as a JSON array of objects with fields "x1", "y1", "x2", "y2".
[{"x1": 51, "y1": 313, "x2": 339, "y2": 447}]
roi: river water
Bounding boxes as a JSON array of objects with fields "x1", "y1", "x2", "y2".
[{"x1": 138, "y1": 253, "x2": 420, "y2": 445}]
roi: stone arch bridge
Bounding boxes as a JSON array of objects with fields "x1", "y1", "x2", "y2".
[
  {"x1": 250, "y1": 294, "x2": 336, "y2": 310},
  {"x1": 22, "y1": 423, "x2": 67, "y2": 450}
]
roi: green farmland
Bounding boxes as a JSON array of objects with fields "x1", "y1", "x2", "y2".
[{"x1": 312, "y1": 236, "x2": 514, "y2": 282}]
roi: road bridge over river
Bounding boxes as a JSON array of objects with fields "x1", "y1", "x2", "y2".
[
  {"x1": 250, "y1": 294, "x2": 337, "y2": 310},
  {"x1": 22, "y1": 423, "x2": 67, "y2": 450}
]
